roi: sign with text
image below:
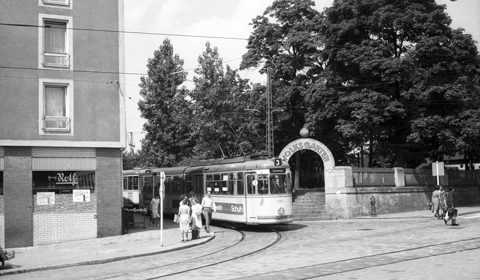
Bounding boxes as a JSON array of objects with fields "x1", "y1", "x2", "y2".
[
  {"x1": 37, "y1": 192, "x2": 55, "y2": 205},
  {"x1": 215, "y1": 203, "x2": 244, "y2": 215},
  {"x1": 73, "y1": 189, "x2": 91, "y2": 202}
]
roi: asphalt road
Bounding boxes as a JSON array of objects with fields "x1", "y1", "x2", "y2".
[{"x1": 3, "y1": 213, "x2": 480, "y2": 280}]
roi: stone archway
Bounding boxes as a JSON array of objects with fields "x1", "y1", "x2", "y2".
[
  {"x1": 278, "y1": 138, "x2": 335, "y2": 173},
  {"x1": 279, "y1": 138, "x2": 336, "y2": 220}
]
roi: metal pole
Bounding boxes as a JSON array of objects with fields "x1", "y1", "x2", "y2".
[
  {"x1": 266, "y1": 68, "x2": 274, "y2": 158},
  {"x1": 436, "y1": 161, "x2": 440, "y2": 185}
]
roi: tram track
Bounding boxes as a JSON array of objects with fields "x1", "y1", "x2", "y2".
[
  {"x1": 233, "y1": 236, "x2": 480, "y2": 280},
  {"x1": 95, "y1": 226, "x2": 283, "y2": 280}
]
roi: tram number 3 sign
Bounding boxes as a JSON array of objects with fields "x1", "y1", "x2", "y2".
[{"x1": 274, "y1": 158, "x2": 282, "y2": 166}]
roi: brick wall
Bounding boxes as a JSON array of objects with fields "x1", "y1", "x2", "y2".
[
  {"x1": 96, "y1": 148, "x2": 122, "y2": 237},
  {"x1": 33, "y1": 212, "x2": 97, "y2": 246},
  {"x1": 4, "y1": 147, "x2": 33, "y2": 248}
]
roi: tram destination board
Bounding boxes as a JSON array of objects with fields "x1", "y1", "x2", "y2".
[{"x1": 270, "y1": 168, "x2": 286, "y2": 174}]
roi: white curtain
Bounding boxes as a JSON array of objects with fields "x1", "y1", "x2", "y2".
[
  {"x1": 45, "y1": 86, "x2": 66, "y2": 117},
  {"x1": 45, "y1": 86, "x2": 66, "y2": 129},
  {"x1": 44, "y1": 21, "x2": 66, "y2": 54}
]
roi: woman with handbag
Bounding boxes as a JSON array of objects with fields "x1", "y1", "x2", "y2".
[
  {"x1": 191, "y1": 198, "x2": 203, "y2": 239},
  {"x1": 201, "y1": 191, "x2": 216, "y2": 233}
]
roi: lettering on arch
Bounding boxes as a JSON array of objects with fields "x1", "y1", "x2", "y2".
[{"x1": 278, "y1": 138, "x2": 335, "y2": 173}]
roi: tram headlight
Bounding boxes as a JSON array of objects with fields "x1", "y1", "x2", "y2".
[{"x1": 277, "y1": 207, "x2": 285, "y2": 215}]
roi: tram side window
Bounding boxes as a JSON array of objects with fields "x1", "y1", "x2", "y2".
[
  {"x1": 123, "y1": 177, "x2": 127, "y2": 190},
  {"x1": 133, "y1": 176, "x2": 139, "y2": 190},
  {"x1": 185, "y1": 176, "x2": 193, "y2": 194},
  {"x1": 127, "y1": 177, "x2": 133, "y2": 190},
  {"x1": 258, "y1": 174, "x2": 268, "y2": 195},
  {"x1": 237, "y1": 173, "x2": 244, "y2": 195},
  {"x1": 173, "y1": 176, "x2": 181, "y2": 194},
  {"x1": 270, "y1": 174, "x2": 287, "y2": 194},
  {"x1": 165, "y1": 177, "x2": 173, "y2": 192}
]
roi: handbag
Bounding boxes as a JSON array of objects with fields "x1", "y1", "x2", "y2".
[{"x1": 173, "y1": 214, "x2": 179, "y2": 223}]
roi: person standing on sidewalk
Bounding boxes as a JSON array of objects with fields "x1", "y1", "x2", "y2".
[
  {"x1": 191, "y1": 198, "x2": 203, "y2": 239},
  {"x1": 432, "y1": 185, "x2": 441, "y2": 219},
  {"x1": 201, "y1": 191, "x2": 216, "y2": 233},
  {"x1": 178, "y1": 195, "x2": 191, "y2": 241}
]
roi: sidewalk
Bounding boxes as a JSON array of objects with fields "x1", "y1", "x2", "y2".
[
  {"x1": 354, "y1": 205, "x2": 480, "y2": 219},
  {"x1": 0, "y1": 216, "x2": 214, "y2": 277}
]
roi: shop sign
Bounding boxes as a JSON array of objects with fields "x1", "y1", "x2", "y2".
[
  {"x1": 37, "y1": 192, "x2": 55, "y2": 205},
  {"x1": 48, "y1": 172, "x2": 78, "y2": 186},
  {"x1": 73, "y1": 189, "x2": 90, "y2": 202}
]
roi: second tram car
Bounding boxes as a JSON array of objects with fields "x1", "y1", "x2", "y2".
[{"x1": 122, "y1": 156, "x2": 293, "y2": 225}]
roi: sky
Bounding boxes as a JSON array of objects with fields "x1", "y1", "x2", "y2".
[{"x1": 122, "y1": 0, "x2": 480, "y2": 151}]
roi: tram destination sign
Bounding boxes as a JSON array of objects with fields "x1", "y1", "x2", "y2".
[
  {"x1": 215, "y1": 203, "x2": 244, "y2": 215},
  {"x1": 270, "y1": 168, "x2": 286, "y2": 174}
]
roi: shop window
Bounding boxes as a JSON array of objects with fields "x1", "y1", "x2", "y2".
[{"x1": 32, "y1": 171, "x2": 95, "y2": 194}]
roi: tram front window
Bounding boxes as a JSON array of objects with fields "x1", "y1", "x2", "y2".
[{"x1": 270, "y1": 174, "x2": 289, "y2": 194}]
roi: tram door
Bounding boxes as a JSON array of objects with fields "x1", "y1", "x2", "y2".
[{"x1": 245, "y1": 173, "x2": 257, "y2": 222}]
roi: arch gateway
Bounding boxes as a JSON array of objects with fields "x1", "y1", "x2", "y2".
[
  {"x1": 278, "y1": 138, "x2": 350, "y2": 219},
  {"x1": 278, "y1": 138, "x2": 335, "y2": 173}
]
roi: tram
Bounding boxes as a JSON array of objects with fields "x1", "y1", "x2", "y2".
[{"x1": 122, "y1": 156, "x2": 293, "y2": 225}]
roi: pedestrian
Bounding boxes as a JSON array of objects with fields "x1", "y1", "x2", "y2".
[
  {"x1": 201, "y1": 191, "x2": 216, "y2": 233},
  {"x1": 178, "y1": 195, "x2": 191, "y2": 241},
  {"x1": 190, "y1": 198, "x2": 203, "y2": 239},
  {"x1": 189, "y1": 191, "x2": 196, "y2": 205},
  {"x1": 431, "y1": 185, "x2": 441, "y2": 220},
  {"x1": 443, "y1": 187, "x2": 458, "y2": 226},
  {"x1": 438, "y1": 185, "x2": 446, "y2": 219},
  {"x1": 150, "y1": 194, "x2": 160, "y2": 226}
]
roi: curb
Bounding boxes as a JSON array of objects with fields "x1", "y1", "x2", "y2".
[
  {"x1": 0, "y1": 234, "x2": 215, "y2": 277},
  {"x1": 354, "y1": 210, "x2": 480, "y2": 220}
]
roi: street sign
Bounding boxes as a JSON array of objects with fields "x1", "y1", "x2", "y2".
[
  {"x1": 432, "y1": 161, "x2": 444, "y2": 176},
  {"x1": 432, "y1": 161, "x2": 444, "y2": 185}
]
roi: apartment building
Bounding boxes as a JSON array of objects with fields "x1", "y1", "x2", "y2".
[{"x1": 0, "y1": 0, "x2": 125, "y2": 247}]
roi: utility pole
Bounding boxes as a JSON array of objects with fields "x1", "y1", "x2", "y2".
[
  {"x1": 128, "y1": 132, "x2": 135, "y2": 155},
  {"x1": 266, "y1": 68, "x2": 274, "y2": 158}
]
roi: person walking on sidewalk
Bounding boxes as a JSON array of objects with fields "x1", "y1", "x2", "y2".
[
  {"x1": 444, "y1": 187, "x2": 458, "y2": 226},
  {"x1": 178, "y1": 195, "x2": 191, "y2": 241},
  {"x1": 150, "y1": 194, "x2": 160, "y2": 226},
  {"x1": 432, "y1": 185, "x2": 441, "y2": 219},
  {"x1": 201, "y1": 191, "x2": 216, "y2": 233}
]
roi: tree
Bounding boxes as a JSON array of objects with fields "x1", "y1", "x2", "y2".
[
  {"x1": 240, "y1": 0, "x2": 324, "y2": 153},
  {"x1": 307, "y1": 0, "x2": 480, "y2": 167},
  {"x1": 190, "y1": 42, "x2": 261, "y2": 159},
  {"x1": 138, "y1": 39, "x2": 192, "y2": 167}
]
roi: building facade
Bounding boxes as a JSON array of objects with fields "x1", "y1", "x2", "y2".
[{"x1": 0, "y1": 0, "x2": 125, "y2": 248}]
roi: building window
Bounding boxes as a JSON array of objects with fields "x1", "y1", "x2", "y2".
[
  {"x1": 39, "y1": 14, "x2": 72, "y2": 69},
  {"x1": 44, "y1": 85, "x2": 69, "y2": 131},
  {"x1": 42, "y1": 0, "x2": 70, "y2": 6},
  {"x1": 39, "y1": 79, "x2": 73, "y2": 134},
  {"x1": 0, "y1": 171, "x2": 3, "y2": 195}
]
